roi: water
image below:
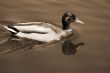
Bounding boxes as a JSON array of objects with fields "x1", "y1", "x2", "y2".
[{"x1": 0, "y1": 0, "x2": 110, "y2": 73}]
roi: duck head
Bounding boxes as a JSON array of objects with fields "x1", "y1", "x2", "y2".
[{"x1": 62, "y1": 12, "x2": 84, "y2": 30}]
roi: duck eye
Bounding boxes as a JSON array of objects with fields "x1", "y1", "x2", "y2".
[
  {"x1": 72, "y1": 15, "x2": 76, "y2": 20},
  {"x1": 65, "y1": 17, "x2": 71, "y2": 21}
]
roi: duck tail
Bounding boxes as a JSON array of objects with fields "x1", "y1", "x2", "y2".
[{"x1": 4, "y1": 26, "x2": 19, "y2": 34}]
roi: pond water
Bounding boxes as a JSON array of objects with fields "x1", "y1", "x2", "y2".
[{"x1": 0, "y1": 0, "x2": 110, "y2": 73}]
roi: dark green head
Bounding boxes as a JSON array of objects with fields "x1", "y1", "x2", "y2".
[{"x1": 62, "y1": 12, "x2": 84, "y2": 30}]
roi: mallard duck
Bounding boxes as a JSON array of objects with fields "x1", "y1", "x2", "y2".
[{"x1": 4, "y1": 12, "x2": 84, "y2": 43}]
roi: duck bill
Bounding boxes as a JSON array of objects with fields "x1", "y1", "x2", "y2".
[{"x1": 75, "y1": 18, "x2": 84, "y2": 24}]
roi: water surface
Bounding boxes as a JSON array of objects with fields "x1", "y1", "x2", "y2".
[{"x1": 0, "y1": 0, "x2": 110, "y2": 73}]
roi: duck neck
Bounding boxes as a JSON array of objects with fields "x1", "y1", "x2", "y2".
[{"x1": 62, "y1": 21, "x2": 70, "y2": 30}]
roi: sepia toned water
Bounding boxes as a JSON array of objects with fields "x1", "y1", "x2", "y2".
[{"x1": 0, "y1": 0, "x2": 110, "y2": 73}]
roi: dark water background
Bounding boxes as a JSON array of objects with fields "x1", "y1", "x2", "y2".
[{"x1": 0, "y1": 0, "x2": 110, "y2": 73}]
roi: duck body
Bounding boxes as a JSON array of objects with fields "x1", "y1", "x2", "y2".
[
  {"x1": 4, "y1": 12, "x2": 84, "y2": 43},
  {"x1": 4, "y1": 22, "x2": 72, "y2": 43}
]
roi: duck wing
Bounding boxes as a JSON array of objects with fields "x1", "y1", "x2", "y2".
[{"x1": 13, "y1": 22, "x2": 52, "y2": 34}]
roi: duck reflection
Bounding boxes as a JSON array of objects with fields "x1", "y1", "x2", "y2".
[{"x1": 62, "y1": 39, "x2": 84, "y2": 55}]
